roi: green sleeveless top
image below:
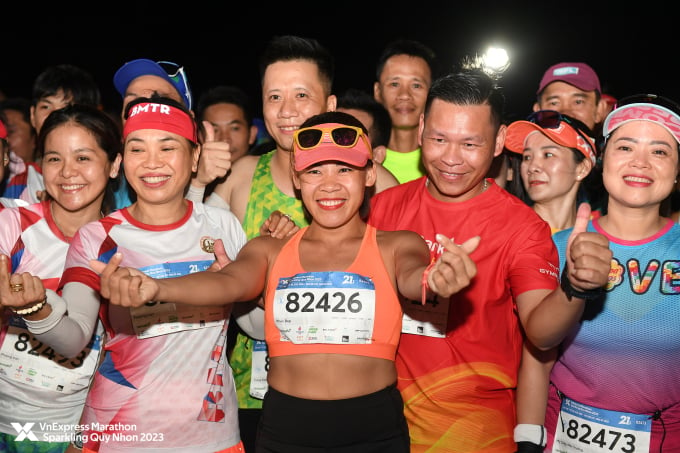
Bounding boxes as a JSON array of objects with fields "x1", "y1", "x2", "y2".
[
  {"x1": 231, "y1": 150, "x2": 310, "y2": 408},
  {"x1": 382, "y1": 147, "x2": 425, "y2": 183},
  {"x1": 242, "y1": 151, "x2": 309, "y2": 240}
]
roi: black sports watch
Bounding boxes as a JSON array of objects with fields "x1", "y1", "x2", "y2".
[{"x1": 560, "y1": 268, "x2": 605, "y2": 300}]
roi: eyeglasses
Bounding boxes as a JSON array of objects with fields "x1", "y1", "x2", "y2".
[
  {"x1": 157, "y1": 61, "x2": 192, "y2": 109},
  {"x1": 294, "y1": 125, "x2": 368, "y2": 150},
  {"x1": 526, "y1": 110, "x2": 597, "y2": 157},
  {"x1": 615, "y1": 93, "x2": 680, "y2": 116}
]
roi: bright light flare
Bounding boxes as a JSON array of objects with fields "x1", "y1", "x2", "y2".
[{"x1": 481, "y1": 46, "x2": 510, "y2": 75}]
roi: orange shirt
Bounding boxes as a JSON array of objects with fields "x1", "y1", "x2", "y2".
[{"x1": 265, "y1": 225, "x2": 402, "y2": 360}]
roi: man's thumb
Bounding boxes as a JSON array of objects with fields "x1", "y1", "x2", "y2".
[{"x1": 202, "y1": 120, "x2": 215, "y2": 143}]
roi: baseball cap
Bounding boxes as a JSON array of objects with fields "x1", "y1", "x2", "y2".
[
  {"x1": 506, "y1": 111, "x2": 597, "y2": 164},
  {"x1": 293, "y1": 123, "x2": 373, "y2": 171},
  {"x1": 603, "y1": 94, "x2": 680, "y2": 145},
  {"x1": 537, "y1": 62, "x2": 601, "y2": 95},
  {"x1": 113, "y1": 59, "x2": 192, "y2": 109},
  {"x1": 0, "y1": 119, "x2": 6, "y2": 140}
]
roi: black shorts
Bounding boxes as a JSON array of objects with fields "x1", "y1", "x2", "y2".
[{"x1": 256, "y1": 383, "x2": 410, "y2": 453}]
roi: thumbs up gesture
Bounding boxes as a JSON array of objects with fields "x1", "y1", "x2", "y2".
[
  {"x1": 563, "y1": 203, "x2": 612, "y2": 293},
  {"x1": 193, "y1": 121, "x2": 233, "y2": 188}
]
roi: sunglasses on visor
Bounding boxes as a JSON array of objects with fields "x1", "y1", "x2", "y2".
[
  {"x1": 526, "y1": 110, "x2": 597, "y2": 157},
  {"x1": 615, "y1": 94, "x2": 680, "y2": 116},
  {"x1": 294, "y1": 125, "x2": 367, "y2": 150},
  {"x1": 157, "y1": 61, "x2": 192, "y2": 109}
]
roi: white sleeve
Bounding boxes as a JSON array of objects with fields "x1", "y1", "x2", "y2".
[
  {"x1": 24, "y1": 282, "x2": 101, "y2": 358},
  {"x1": 233, "y1": 302, "x2": 265, "y2": 340},
  {"x1": 205, "y1": 192, "x2": 232, "y2": 211},
  {"x1": 185, "y1": 184, "x2": 206, "y2": 203}
]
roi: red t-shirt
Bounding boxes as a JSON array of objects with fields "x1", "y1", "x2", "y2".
[{"x1": 368, "y1": 177, "x2": 559, "y2": 452}]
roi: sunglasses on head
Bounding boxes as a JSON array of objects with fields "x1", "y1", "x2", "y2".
[
  {"x1": 527, "y1": 110, "x2": 596, "y2": 157},
  {"x1": 157, "y1": 60, "x2": 192, "y2": 109},
  {"x1": 615, "y1": 94, "x2": 680, "y2": 116},
  {"x1": 294, "y1": 125, "x2": 367, "y2": 150}
]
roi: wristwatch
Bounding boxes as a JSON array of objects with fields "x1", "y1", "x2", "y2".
[{"x1": 560, "y1": 268, "x2": 605, "y2": 301}]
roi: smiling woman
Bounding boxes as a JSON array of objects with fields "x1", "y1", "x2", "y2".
[
  {"x1": 86, "y1": 110, "x2": 478, "y2": 452},
  {"x1": 28, "y1": 95, "x2": 250, "y2": 452},
  {"x1": 0, "y1": 104, "x2": 121, "y2": 452},
  {"x1": 545, "y1": 94, "x2": 680, "y2": 452}
]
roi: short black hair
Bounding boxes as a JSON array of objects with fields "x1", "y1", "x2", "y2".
[
  {"x1": 375, "y1": 39, "x2": 438, "y2": 81},
  {"x1": 195, "y1": 85, "x2": 254, "y2": 127},
  {"x1": 31, "y1": 64, "x2": 101, "y2": 108},
  {"x1": 259, "y1": 35, "x2": 334, "y2": 95},
  {"x1": 426, "y1": 68, "x2": 506, "y2": 129}
]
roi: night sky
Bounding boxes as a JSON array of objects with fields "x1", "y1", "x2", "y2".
[{"x1": 3, "y1": 3, "x2": 676, "y2": 123}]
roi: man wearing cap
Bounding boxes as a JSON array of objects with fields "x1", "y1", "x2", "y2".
[
  {"x1": 113, "y1": 58, "x2": 234, "y2": 209},
  {"x1": 534, "y1": 62, "x2": 607, "y2": 133}
]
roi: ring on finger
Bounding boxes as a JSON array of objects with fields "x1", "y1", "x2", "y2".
[
  {"x1": 282, "y1": 213, "x2": 292, "y2": 220},
  {"x1": 10, "y1": 283, "x2": 24, "y2": 292}
]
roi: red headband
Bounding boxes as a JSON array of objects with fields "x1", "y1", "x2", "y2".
[{"x1": 123, "y1": 102, "x2": 197, "y2": 143}]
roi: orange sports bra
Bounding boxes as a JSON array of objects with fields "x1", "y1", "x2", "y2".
[{"x1": 264, "y1": 224, "x2": 402, "y2": 361}]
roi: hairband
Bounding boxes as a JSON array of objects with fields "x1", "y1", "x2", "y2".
[{"x1": 123, "y1": 102, "x2": 197, "y2": 143}]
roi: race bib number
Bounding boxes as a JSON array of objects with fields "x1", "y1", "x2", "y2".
[
  {"x1": 553, "y1": 396, "x2": 652, "y2": 453},
  {"x1": 131, "y1": 261, "x2": 225, "y2": 338},
  {"x1": 273, "y1": 271, "x2": 375, "y2": 344},
  {"x1": 0, "y1": 317, "x2": 103, "y2": 393},
  {"x1": 401, "y1": 295, "x2": 448, "y2": 338},
  {"x1": 249, "y1": 340, "x2": 269, "y2": 399}
]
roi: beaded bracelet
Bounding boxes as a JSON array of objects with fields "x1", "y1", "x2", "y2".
[{"x1": 10, "y1": 297, "x2": 48, "y2": 316}]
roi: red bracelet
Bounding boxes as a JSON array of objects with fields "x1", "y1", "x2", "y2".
[{"x1": 421, "y1": 259, "x2": 436, "y2": 305}]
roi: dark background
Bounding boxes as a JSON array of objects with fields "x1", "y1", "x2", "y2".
[{"x1": 2, "y1": 3, "x2": 676, "y2": 123}]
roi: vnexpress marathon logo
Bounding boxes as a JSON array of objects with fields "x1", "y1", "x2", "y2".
[
  {"x1": 11, "y1": 423, "x2": 38, "y2": 441},
  {"x1": 10, "y1": 422, "x2": 162, "y2": 444}
]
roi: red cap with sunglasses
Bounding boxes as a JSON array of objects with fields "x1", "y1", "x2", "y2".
[
  {"x1": 293, "y1": 123, "x2": 373, "y2": 171},
  {"x1": 505, "y1": 110, "x2": 597, "y2": 165},
  {"x1": 114, "y1": 59, "x2": 193, "y2": 110}
]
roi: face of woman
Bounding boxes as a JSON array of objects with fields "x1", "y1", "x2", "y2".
[
  {"x1": 42, "y1": 123, "x2": 119, "y2": 213},
  {"x1": 123, "y1": 129, "x2": 199, "y2": 206},
  {"x1": 293, "y1": 161, "x2": 376, "y2": 227},
  {"x1": 602, "y1": 121, "x2": 680, "y2": 210},
  {"x1": 520, "y1": 131, "x2": 588, "y2": 204}
]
